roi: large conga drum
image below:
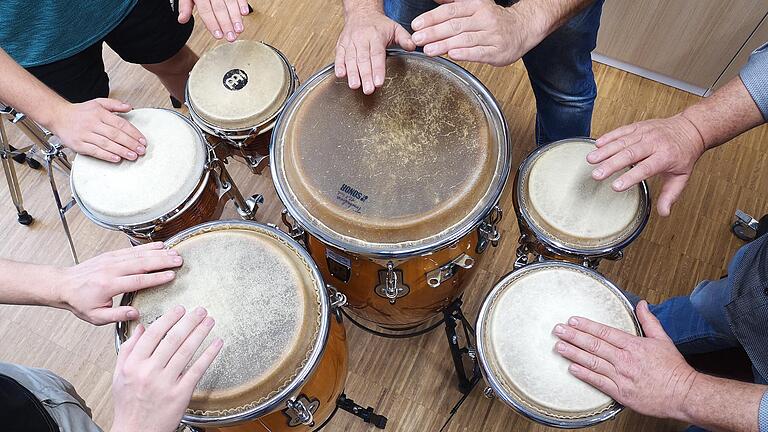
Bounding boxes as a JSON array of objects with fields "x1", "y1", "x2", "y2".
[
  {"x1": 476, "y1": 261, "x2": 641, "y2": 428},
  {"x1": 513, "y1": 138, "x2": 650, "y2": 267},
  {"x1": 186, "y1": 40, "x2": 298, "y2": 173},
  {"x1": 71, "y1": 108, "x2": 223, "y2": 243},
  {"x1": 116, "y1": 221, "x2": 347, "y2": 431},
  {"x1": 271, "y1": 50, "x2": 510, "y2": 331}
]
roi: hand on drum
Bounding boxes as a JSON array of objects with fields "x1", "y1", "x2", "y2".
[
  {"x1": 410, "y1": 0, "x2": 528, "y2": 66},
  {"x1": 178, "y1": 0, "x2": 251, "y2": 42},
  {"x1": 335, "y1": 8, "x2": 416, "y2": 95},
  {"x1": 111, "y1": 306, "x2": 223, "y2": 432},
  {"x1": 588, "y1": 115, "x2": 707, "y2": 217},
  {"x1": 553, "y1": 300, "x2": 699, "y2": 421},
  {"x1": 52, "y1": 99, "x2": 147, "y2": 163},
  {"x1": 58, "y1": 242, "x2": 183, "y2": 325}
]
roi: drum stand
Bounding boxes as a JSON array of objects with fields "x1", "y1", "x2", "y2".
[
  {"x1": 0, "y1": 104, "x2": 79, "y2": 263},
  {"x1": 335, "y1": 393, "x2": 388, "y2": 429}
]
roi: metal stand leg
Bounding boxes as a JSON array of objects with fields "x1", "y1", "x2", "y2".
[
  {"x1": 442, "y1": 298, "x2": 481, "y2": 395},
  {"x1": 1, "y1": 105, "x2": 79, "y2": 263},
  {"x1": 336, "y1": 393, "x2": 387, "y2": 429},
  {"x1": 0, "y1": 119, "x2": 34, "y2": 225},
  {"x1": 214, "y1": 158, "x2": 262, "y2": 220}
]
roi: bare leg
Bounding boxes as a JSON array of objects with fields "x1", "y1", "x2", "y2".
[{"x1": 141, "y1": 45, "x2": 198, "y2": 102}]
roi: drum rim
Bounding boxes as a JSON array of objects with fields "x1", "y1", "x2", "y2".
[
  {"x1": 185, "y1": 42, "x2": 299, "y2": 142},
  {"x1": 70, "y1": 108, "x2": 212, "y2": 237},
  {"x1": 514, "y1": 137, "x2": 651, "y2": 258},
  {"x1": 114, "y1": 220, "x2": 332, "y2": 426},
  {"x1": 270, "y1": 49, "x2": 511, "y2": 259},
  {"x1": 475, "y1": 261, "x2": 642, "y2": 428}
]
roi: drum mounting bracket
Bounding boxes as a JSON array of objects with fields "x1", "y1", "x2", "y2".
[
  {"x1": 477, "y1": 206, "x2": 503, "y2": 254},
  {"x1": 284, "y1": 394, "x2": 319, "y2": 427},
  {"x1": 426, "y1": 253, "x2": 475, "y2": 288},
  {"x1": 336, "y1": 393, "x2": 388, "y2": 429}
]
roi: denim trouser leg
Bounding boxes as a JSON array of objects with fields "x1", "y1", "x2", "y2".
[
  {"x1": 521, "y1": 0, "x2": 605, "y2": 146},
  {"x1": 384, "y1": 0, "x2": 437, "y2": 33}
]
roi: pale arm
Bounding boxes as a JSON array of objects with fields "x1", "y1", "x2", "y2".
[{"x1": 0, "y1": 48, "x2": 146, "y2": 162}]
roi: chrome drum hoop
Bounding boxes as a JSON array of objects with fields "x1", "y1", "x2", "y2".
[
  {"x1": 185, "y1": 43, "x2": 300, "y2": 145},
  {"x1": 270, "y1": 49, "x2": 511, "y2": 260},
  {"x1": 115, "y1": 220, "x2": 332, "y2": 427},
  {"x1": 512, "y1": 137, "x2": 651, "y2": 260},
  {"x1": 474, "y1": 261, "x2": 642, "y2": 429},
  {"x1": 70, "y1": 109, "x2": 216, "y2": 240}
]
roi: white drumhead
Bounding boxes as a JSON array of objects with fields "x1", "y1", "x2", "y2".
[
  {"x1": 188, "y1": 40, "x2": 290, "y2": 130},
  {"x1": 526, "y1": 139, "x2": 641, "y2": 245},
  {"x1": 483, "y1": 264, "x2": 638, "y2": 418},
  {"x1": 71, "y1": 108, "x2": 206, "y2": 226}
]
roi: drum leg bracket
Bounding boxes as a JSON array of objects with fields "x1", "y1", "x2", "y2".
[
  {"x1": 442, "y1": 298, "x2": 482, "y2": 395},
  {"x1": 336, "y1": 393, "x2": 387, "y2": 429}
]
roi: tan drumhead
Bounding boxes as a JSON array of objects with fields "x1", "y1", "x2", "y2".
[
  {"x1": 482, "y1": 263, "x2": 638, "y2": 419},
  {"x1": 71, "y1": 108, "x2": 206, "y2": 226},
  {"x1": 272, "y1": 52, "x2": 509, "y2": 256},
  {"x1": 188, "y1": 40, "x2": 291, "y2": 131},
  {"x1": 127, "y1": 223, "x2": 322, "y2": 417},
  {"x1": 522, "y1": 138, "x2": 643, "y2": 250}
]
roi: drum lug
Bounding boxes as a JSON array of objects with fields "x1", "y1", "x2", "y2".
[
  {"x1": 281, "y1": 209, "x2": 306, "y2": 244},
  {"x1": 477, "y1": 206, "x2": 503, "y2": 254},
  {"x1": 483, "y1": 387, "x2": 496, "y2": 399},
  {"x1": 375, "y1": 261, "x2": 409, "y2": 304},
  {"x1": 284, "y1": 394, "x2": 319, "y2": 427},
  {"x1": 426, "y1": 253, "x2": 475, "y2": 288},
  {"x1": 327, "y1": 285, "x2": 348, "y2": 323},
  {"x1": 513, "y1": 235, "x2": 531, "y2": 269},
  {"x1": 240, "y1": 194, "x2": 264, "y2": 219},
  {"x1": 175, "y1": 425, "x2": 203, "y2": 432}
]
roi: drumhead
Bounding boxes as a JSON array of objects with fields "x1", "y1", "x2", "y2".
[
  {"x1": 271, "y1": 51, "x2": 509, "y2": 257},
  {"x1": 122, "y1": 221, "x2": 328, "y2": 424},
  {"x1": 71, "y1": 108, "x2": 207, "y2": 227},
  {"x1": 476, "y1": 262, "x2": 640, "y2": 427},
  {"x1": 518, "y1": 138, "x2": 648, "y2": 254},
  {"x1": 188, "y1": 40, "x2": 291, "y2": 131}
]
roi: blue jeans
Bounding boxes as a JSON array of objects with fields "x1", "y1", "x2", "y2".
[
  {"x1": 624, "y1": 245, "x2": 766, "y2": 432},
  {"x1": 383, "y1": 0, "x2": 605, "y2": 146}
]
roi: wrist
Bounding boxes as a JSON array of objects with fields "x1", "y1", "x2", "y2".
[
  {"x1": 344, "y1": 1, "x2": 383, "y2": 19},
  {"x1": 675, "y1": 370, "x2": 705, "y2": 424},
  {"x1": 52, "y1": 266, "x2": 76, "y2": 312},
  {"x1": 37, "y1": 98, "x2": 70, "y2": 133},
  {"x1": 506, "y1": 1, "x2": 549, "y2": 53},
  {"x1": 675, "y1": 112, "x2": 708, "y2": 155}
]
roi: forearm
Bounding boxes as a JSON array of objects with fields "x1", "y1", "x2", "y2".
[
  {"x1": 512, "y1": 0, "x2": 594, "y2": 52},
  {"x1": 679, "y1": 372, "x2": 766, "y2": 432},
  {"x1": 0, "y1": 48, "x2": 69, "y2": 130},
  {"x1": 681, "y1": 76, "x2": 764, "y2": 151},
  {"x1": 343, "y1": 0, "x2": 384, "y2": 16},
  {"x1": 0, "y1": 259, "x2": 66, "y2": 309}
]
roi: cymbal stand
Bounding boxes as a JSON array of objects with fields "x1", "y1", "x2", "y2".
[{"x1": 0, "y1": 104, "x2": 79, "y2": 263}]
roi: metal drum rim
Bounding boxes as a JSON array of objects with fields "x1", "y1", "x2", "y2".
[
  {"x1": 475, "y1": 260, "x2": 642, "y2": 428},
  {"x1": 114, "y1": 219, "x2": 332, "y2": 426},
  {"x1": 514, "y1": 137, "x2": 651, "y2": 258},
  {"x1": 270, "y1": 49, "x2": 511, "y2": 259}
]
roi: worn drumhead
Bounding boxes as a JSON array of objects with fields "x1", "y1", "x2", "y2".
[
  {"x1": 272, "y1": 52, "x2": 509, "y2": 256},
  {"x1": 188, "y1": 40, "x2": 291, "y2": 130},
  {"x1": 71, "y1": 108, "x2": 206, "y2": 226},
  {"x1": 125, "y1": 222, "x2": 323, "y2": 418},
  {"x1": 520, "y1": 138, "x2": 645, "y2": 251},
  {"x1": 479, "y1": 263, "x2": 639, "y2": 425}
]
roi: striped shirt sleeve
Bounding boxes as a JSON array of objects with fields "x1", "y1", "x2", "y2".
[
  {"x1": 760, "y1": 389, "x2": 768, "y2": 432},
  {"x1": 740, "y1": 42, "x2": 768, "y2": 121}
]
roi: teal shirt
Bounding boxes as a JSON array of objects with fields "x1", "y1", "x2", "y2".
[{"x1": 0, "y1": 0, "x2": 139, "y2": 67}]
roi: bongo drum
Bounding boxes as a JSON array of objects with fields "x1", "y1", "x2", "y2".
[
  {"x1": 186, "y1": 40, "x2": 298, "y2": 173},
  {"x1": 476, "y1": 261, "x2": 641, "y2": 428},
  {"x1": 513, "y1": 138, "x2": 650, "y2": 267},
  {"x1": 71, "y1": 108, "x2": 225, "y2": 243},
  {"x1": 271, "y1": 50, "x2": 510, "y2": 331},
  {"x1": 116, "y1": 221, "x2": 348, "y2": 431}
]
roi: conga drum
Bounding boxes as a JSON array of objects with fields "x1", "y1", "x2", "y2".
[
  {"x1": 513, "y1": 138, "x2": 650, "y2": 268},
  {"x1": 186, "y1": 40, "x2": 299, "y2": 173},
  {"x1": 116, "y1": 221, "x2": 347, "y2": 431},
  {"x1": 71, "y1": 108, "x2": 225, "y2": 243},
  {"x1": 271, "y1": 50, "x2": 510, "y2": 331},
  {"x1": 476, "y1": 261, "x2": 641, "y2": 428}
]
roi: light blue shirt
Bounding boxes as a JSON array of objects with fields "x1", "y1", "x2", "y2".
[
  {"x1": 0, "y1": 0, "x2": 138, "y2": 67},
  {"x1": 740, "y1": 42, "x2": 768, "y2": 121}
]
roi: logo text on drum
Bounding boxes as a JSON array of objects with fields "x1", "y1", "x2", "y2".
[
  {"x1": 340, "y1": 184, "x2": 368, "y2": 202},
  {"x1": 222, "y1": 69, "x2": 249, "y2": 91}
]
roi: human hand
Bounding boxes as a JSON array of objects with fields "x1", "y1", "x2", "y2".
[
  {"x1": 335, "y1": 7, "x2": 416, "y2": 94},
  {"x1": 58, "y1": 242, "x2": 183, "y2": 325},
  {"x1": 50, "y1": 99, "x2": 147, "y2": 163},
  {"x1": 410, "y1": 0, "x2": 528, "y2": 66},
  {"x1": 588, "y1": 114, "x2": 706, "y2": 217},
  {"x1": 111, "y1": 306, "x2": 222, "y2": 432},
  {"x1": 553, "y1": 300, "x2": 699, "y2": 420},
  {"x1": 178, "y1": 0, "x2": 251, "y2": 42}
]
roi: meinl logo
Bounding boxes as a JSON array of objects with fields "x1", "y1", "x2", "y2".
[
  {"x1": 222, "y1": 69, "x2": 248, "y2": 91},
  {"x1": 340, "y1": 184, "x2": 368, "y2": 202}
]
